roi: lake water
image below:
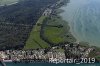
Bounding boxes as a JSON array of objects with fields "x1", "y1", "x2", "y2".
[
  {"x1": 0, "y1": 63, "x2": 100, "y2": 66},
  {"x1": 60, "y1": 0, "x2": 100, "y2": 47}
]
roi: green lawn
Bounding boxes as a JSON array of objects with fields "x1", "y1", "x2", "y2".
[
  {"x1": 43, "y1": 15, "x2": 76, "y2": 45},
  {"x1": 44, "y1": 27, "x2": 65, "y2": 44},
  {"x1": 24, "y1": 14, "x2": 76, "y2": 49},
  {"x1": 24, "y1": 16, "x2": 50, "y2": 49}
]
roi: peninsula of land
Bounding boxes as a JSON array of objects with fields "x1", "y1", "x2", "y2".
[{"x1": 0, "y1": 0, "x2": 100, "y2": 64}]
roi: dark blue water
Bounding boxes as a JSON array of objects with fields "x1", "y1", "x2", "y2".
[
  {"x1": 0, "y1": 63, "x2": 100, "y2": 66},
  {"x1": 60, "y1": 0, "x2": 100, "y2": 47}
]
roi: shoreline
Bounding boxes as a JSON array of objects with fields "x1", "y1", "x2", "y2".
[
  {"x1": 40, "y1": 0, "x2": 76, "y2": 47},
  {"x1": 59, "y1": 0, "x2": 100, "y2": 61},
  {"x1": 58, "y1": 0, "x2": 100, "y2": 48},
  {"x1": 59, "y1": 0, "x2": 100, "y2": 47},
  {"x1": 0, "y1": 0, "x2": 99, "y2": 63}
]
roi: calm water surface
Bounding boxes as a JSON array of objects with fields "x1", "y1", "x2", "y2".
[{"x1": 60, "y1": 0, "x2": 100, "y2": 47}]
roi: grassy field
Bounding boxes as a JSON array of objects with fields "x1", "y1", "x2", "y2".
[
  {"x1": 24, "y1": 16, "x2": 50, "y2": 49},
  {"x1": 43, "y1": 15, "x2": 76, "y2": 45},
  {"x1": 24, "y1": 14, "x2": 76, "y2": 49}
]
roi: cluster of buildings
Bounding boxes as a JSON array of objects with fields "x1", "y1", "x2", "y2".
[
  {"x1": 43, "y1": 0, "x2": 67, "y2": 16},
  {"x1": 64, "y1": 43, "x2": 94, "y2": 59},
  {"x1": 0, "y1": 43, "x2": 95, "y2": 63},
  {"x1": 43, "y1": 8, "x2": 52, "y2": 16},
  {"x1": 0, "y1": 49, "x2": 65, "y2": 63}
]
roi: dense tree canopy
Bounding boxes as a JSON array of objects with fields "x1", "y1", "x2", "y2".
[{"x1": 0, "y1": 0, "x2": 58, "y2": 50}]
